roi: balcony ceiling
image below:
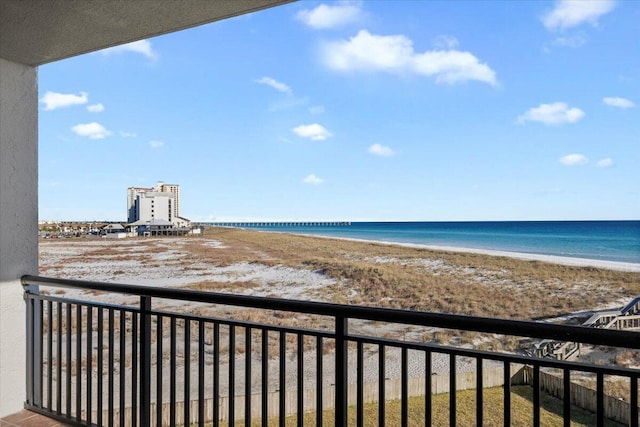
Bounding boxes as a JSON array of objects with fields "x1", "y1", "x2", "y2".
[{"x1": 0, "y1": 0, "x2": 292, "y2": 66}]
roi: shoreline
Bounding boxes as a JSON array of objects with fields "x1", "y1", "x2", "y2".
[{"x1": 262, "y1": 230, "x2": 640, "y2": 272}]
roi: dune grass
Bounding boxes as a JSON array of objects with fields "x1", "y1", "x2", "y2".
[
  {"x1": 196, "y1": 227, "x2": 639, "y2": 321},
  {"x1": 39, "y1": 227, "x2": 640, "y2": 321}
]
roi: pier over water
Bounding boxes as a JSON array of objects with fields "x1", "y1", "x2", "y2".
[{"x1": 197, "y1": 221, "x2": 351, "y2": 228}]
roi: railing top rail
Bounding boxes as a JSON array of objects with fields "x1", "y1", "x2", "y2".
[{"x1": 22, "y1": 274, "x2": 640, "y2": 349}]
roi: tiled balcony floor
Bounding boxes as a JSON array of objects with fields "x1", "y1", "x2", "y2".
[{"x1": 0, "y1": 411, "x2": 73, "y2": 427}]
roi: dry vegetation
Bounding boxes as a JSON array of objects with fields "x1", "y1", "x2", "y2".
[
  {"x1": 39, "y1": 228, "x2": 640, "y2": 345},
  {"x1": 196, "y1": 228, "x2": 639, "y2": 321},
  {"x1": 40, "y1": 227, "x2": 640, "y2": 322}
]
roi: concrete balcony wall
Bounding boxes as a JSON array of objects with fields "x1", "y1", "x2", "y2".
[{"x1": 0, "y1": 57, "x2": 38, "y2": 417}]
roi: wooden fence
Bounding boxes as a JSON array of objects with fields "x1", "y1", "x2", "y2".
[
  {"x1": 93, "y1": 364, "x2": 520, "y2": 426},
  {"x1": 520, "y1": 366, "x2": 639, "y2": 426},
  {"x1": 87, "y1": 364, "x2": 639, "y2": 426}
]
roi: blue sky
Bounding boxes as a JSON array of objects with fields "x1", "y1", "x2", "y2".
[{"x1": 38, "y1": 0, "x2": 639, "y2": 222}]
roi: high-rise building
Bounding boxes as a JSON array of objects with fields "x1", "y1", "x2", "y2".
[
  {"x1": 127, "y1": 181, "x2": 182, "y2": 224},
  {"x1": 156, "y1": 181, "x2": 180, "y2": 220}
]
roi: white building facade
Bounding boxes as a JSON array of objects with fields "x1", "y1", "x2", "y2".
[
  {"x1": 127, "y1": 186, "x2": 153, "y2": 223},
  {"x1": 137, "y1": 191, "x2": 174, "y2": 223},
  {"x1": 127, "y1": 182, "x2": 187, "y2": 226},
  {"x1": 156, "y1": 181, "x2": 180, "y2": 220}
]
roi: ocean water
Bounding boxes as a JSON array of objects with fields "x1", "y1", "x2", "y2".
[{"x1": 246, "y1": 221, "x2": 640, "y2": 264}]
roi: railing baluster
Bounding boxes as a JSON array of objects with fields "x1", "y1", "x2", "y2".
[
  {"x1": 357, "y1": 341, "x2": 364, "y2": 427},
  {"x1": 425, "y1": 350, "x2": 432, "y2": 427},
  {"x1": 476, "y1": 357, "x2": 483, "y2": 427},
  {"x1": 199, "y1": 321, "x2": 205, "y2": 427},
  {"x1": 97, "y1": 308, "x2": 103, "y2": 427},
  {"x1": 228, "y1": 325, "x2": 236, "y2": 426},
  {"x1": 631, "y1": 375, "x2": 638, "y2": 427},
  {"x1": 140, "y1": 296, "x2": 151, "y2": 427},
  {"x1": 563, "y1": 368, "x2": 570, "y2": 427},
  {"x1": 246, "y1": 327, "x2": 252, "y2": 427},
  {"x1": 87, "y1": 306, "x2": 93, "y2": 425},
  {"x1": 120, "y1": 310, "x2": 126, "y2": 427},
  {"x1": 170, "y1": 317, "x2": 176, "y2": 427},
  {"x1": 47, "y1": 300, "x2": 53, "y2": 412},
  {"x1": 596, "y1": 372, "x2": 604, "y2": 427},
  {"x1": 316, "y1": 336, "x2": 323, "y2": 427},
  {"x1": 132, "y1": 310, "x2": 138, "y2": 427},
  {"x1": 57, "y1": 302, "x2": 62, "y2": 415},
  {"x1": 76, "y1": 304, "x2": 82, "y2": 420},
  {"x1": 38, "y1": 299, "x2": 44, "y2": 408},
  {"x1": 156, "y1": 315, "x2": 163, "y2": 427},
  {"x1": 108, "y1": 308, "x2": 114, "y2": 427},
  {"x1": 229, "y1": 324, "x2": 236, "y2": 426},
  {"x1": 402, "y1": 347, "x2": 409, "y2": 426},
  {"x1": 379, "y1": 344, "x2": 385, "y2": 427},
  {"x1": 66, "y1": 303, "x2": 72, "y2": 418},
  {"x1": 503, "y1": 362, "x2": 510, "y2": 427},
  {"x1": 25, "y1": 294, "x2": 34, "y2": 407},
  {"x1": 185, "y1": 319, "x2": 191, "y2": 427},
  {"x1": 213, "y1": 322, "x2": 220, "y2": 427},
  {"x1": 335, "y1": 316, "x2": 348, "y2": 427},
  {"x1": 297, "y1": 333, "x2": 303, "y2": 427},
  {"x1": 533, "y1": 364, "x2": 540, "y2": 426},
  {"x1": 450, "y1": 353, "x2": 456, "y2": 427},
  {"x1": 262, "y1": 329, "x2": 269, "y2": 427},
  {"x1": 279, "y1": 330, "x2": 286, "y2": 427}
]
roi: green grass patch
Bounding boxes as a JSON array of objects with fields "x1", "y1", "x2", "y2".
[{"x1": 206, "y1": 385, "x2": 624, "y2": 426}]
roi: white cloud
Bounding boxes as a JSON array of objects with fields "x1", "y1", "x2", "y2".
[
  {"x1": 369, "y1": 143, "x2": 395, "y2": 157},
  {"x1": 559, "y1": 153, "x2": 588, "y2": 165},
  {"x1": 268, "y1": 97, "x2": 308, "y2": 112},
  {"x1": 296, "y1": 2, "x2": 362, "y2": 29},
  {"x1": 542, "y1": 0, "x2": 616, "y2": 30},
  {"x1": 98, "y1": 39, "x2": 158, "y2": 60},
  {"x1": 120, "y1": 131, "x2": 138, "y2": 138},
  {"x1": 256, "y1": 76, "x2": 292, "y2": 94},
  {"x1": 292, "y1": 123, "x2": 332, "y2": 141},
  {"x1": 149, "y1": 140, "x2": 165, "y2": 149},
  {"x1": 517, "y1": 102, "x2": 585, "y2": 125},
  {"x1": 40, "y1": 91, "x2": 88, "y2": 110},
  {"x1": 71, "y1": 122, "x2": 112, "y2": 140},
  {"x1": 552, "y1": 32, "x2": 588, "y2": 48},
  {"x1": 303, "y1": 174, "x2": 324, "y2": 185},
  {"x1": 86, "y1": 103, "x2": 104, "y2": 113},
  {"x1": 309, "y1": 105, "x2": 325, "y2": 114},
  {"x1": 597, "y1": 157, "x2": 614, "y2": 167},
  {"x1": 603, "y1": 97, "x2": 635, "y2": 109},
  {"x1": 323, "y1": 30, "x2": 497, "y2": 86},
  {"x1": 433, "y1": 35, "x2": 459, "y2": 49}
]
